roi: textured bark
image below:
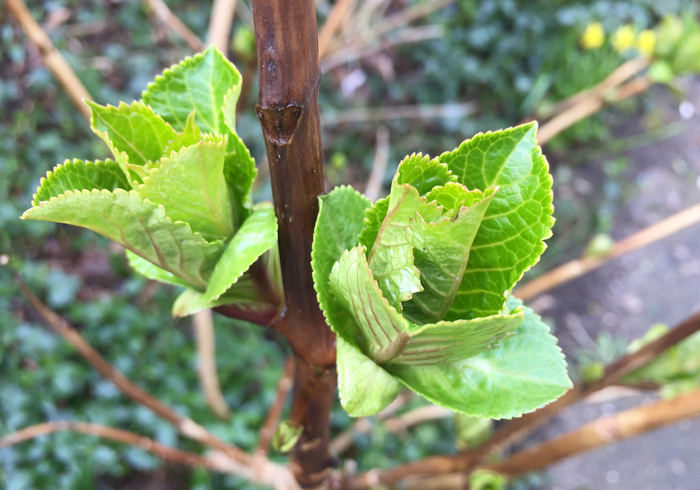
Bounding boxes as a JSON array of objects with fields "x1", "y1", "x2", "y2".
[{"x1": 252, "y1": 0, "x2": 336, "y2": 486}]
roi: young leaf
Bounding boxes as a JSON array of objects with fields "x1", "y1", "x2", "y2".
[
  {"x1": 85, "y1": 100, "x2": 176, "y2": 169},
  {"x1": 312, "y1": 186, "x2": 372, "y2": 343},
  {"x1": 367, "y1": 184, "x2": 442, "y2": 308},
  {"x1": 138, "y1": 137, "x2": 234, "y2": 241},
  {"x1": 402, "y1": 186, "x2": 497, "y2": 324},
  {"x1": 357, "y1": 196, "x2": 390, "y2": 253},
  {"x1": 440, "y1": 123, "x2": 554, "y2": 320},
  {"x1": 395, "y1": 153, "x2": 456, "y2": 196},
  {"x1": 141, "y1": 46, "x2": 241, "y2": 135},
  {"x1": 126, "y1": 250, "x2": 191, "y2": 288},
  {"x1": 163, "y1": 111, "x2": 202, "y2": 155},
  {"x1": 141, "y1": 47, "x2": 255, "y2": 228},
  {"x1": 22, "y1": 189, "x2": 222, "y2": 290},
  {"x1": 336, "y1": 336, "x2": 403, "y2": 417},
  {"x1": 204, "y1": 203, "x2": 277, "y2": 302},
  {"x1": 386, "y1": 301, "x2": 571, "y2": 418},
  {"x1": 173, "y1": 277, "x2": 278, "y2": 323},
  {"x1": 330, "y1": 246, "x2": 410, "y2": 363},
  {"x1": 391, "y1": 308, "x2": 523, "y2": 365},
  {"x1": 32, "y1": 159, "x2": 129, "y2": 206}
]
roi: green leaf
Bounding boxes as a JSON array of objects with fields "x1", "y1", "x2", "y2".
[
  {"x1": 172, "y1": 278, "x2": 278, "y2": 321},
  {"x1": 440, "y1": 123, "x2": 554, "y2": 320},
  {"x1": 455, "y1": 414, "x2": 493, "y2": 450},
  {"x1": 336, "y1": 336, "x2": 403, "y2": 417},
  {"x1": 367, "y1": 184, "x2": 442, "y2": 308},
  {"x1": 138, "y1": 137, "x2": 234, "y2": 241},
  {"x1": 32, "y1": 159, "x2": 129, "y2": 206},
  {"x1": 402, "y1": 186, "x2": 497, "y2": 324},
  {"x1": 163, "y1": 111, "x2": 202, "y2": 155},
  {"x1": 386, "y1": 301, "x2": 571, "y2": 418},
  {"x1": 86, "y1": 100, "x2": 177, "y2": 171},
  {"x1": 125, "y1": 250, "x2": 191, "y2": 288},
  {"x1": 395, "y1": 153, "x2": 456, "y2": 195},
  {"x1": 141, "y1": 47, "x2": 256, "y2": 228},
  {"x1": 22, "y1": 189, "x2": 222, "y2": 290},
  {"x1": 272, "y1": 420, "x2": 303, "y2": 454},
  {"x1": 141, "y1": 46, "x2": 242, "y2": 135},
  {"x1": 204, "y1": 203, "x2": 277, "y2": 302},
  {"x1": 391, "y1": 309, "x2": 523, "y2": 366},
  {"x1": 312, "y1": 186, "x2": 372, "y2": 342},
  {"x1": 469, "y1": 470, "x2": 507, "y2": 490},
  {"x1": 357, "y1": 196, "x2": 390, "y2": 253},
  {"x1": 330, "y1": 246, "x2": 411, "y2": 363}
]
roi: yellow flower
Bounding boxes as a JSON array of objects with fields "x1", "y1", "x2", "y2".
[
  {"x1": 637, "y1": 29, "x2": 656, "y2": 57},
  {"x1": 612, "y1": 24, "x2": 636, "y2": 53},
  {"x1": 580, "y1": 21, "x2": 605, "y2": 49}
]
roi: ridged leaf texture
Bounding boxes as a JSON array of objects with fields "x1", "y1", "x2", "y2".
[{"x1": 32, "y1": 159, "x2": 128, "y2": 206}]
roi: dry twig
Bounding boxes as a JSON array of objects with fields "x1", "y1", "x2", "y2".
[
  {"x1": 257, "y1": 357, "x2": 295, "y2": 458},
  {"x1": 207, "y1": 0, "x2": 238, "y2": 54},
  {"x1": 515, "y1": 203, "x2": 700, "y2": 301},
  {"x1": 193, "y1": 308, "x2": 231, "y2": 420},
  {"x1": 364, "y1": 126, "x2": 390, "y2": 202},
  {"x1": 318, "y1": 0, "x2": 356, "y2": 59},
  {"x1": 5, "y1": 0, "x2": 92, "y2": 119},
  {"x1": 321, "y1": 102, "x2": 476, "y2": 126},
  {"x1": 144, "y1": 0, "x2": 205, "y2": 52}
]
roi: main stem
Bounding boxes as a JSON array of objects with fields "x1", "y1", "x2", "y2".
[{"x1": 252, "y1": 0, "x2": 336, "y2": 487}]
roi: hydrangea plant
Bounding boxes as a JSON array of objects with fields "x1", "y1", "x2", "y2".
[{"x1": 311, "y1": 123, "x2": 572, "y2": 417}]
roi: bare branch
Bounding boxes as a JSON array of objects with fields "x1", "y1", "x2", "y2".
[
  {"x1": 318, "y1": 0, "x2": 356, "y2": 59},
  {"x1": 257, "y1": 356, "x2": 295, "y2": 457},
  {"x1": 484, "y1": 388, "x2": 700, "y2": 477},
  {"x1": 207, "y1": 0, "x2": 238, "y2": 55},
  {"x1": 364, "y1": 126, "x2": 389, "y2": 202},
  {"x1": 321, "y1": 102, "x2": 476, "y2": 126},
  {"x1": 5, "y1": 0, "x2": 92, "y2": 119},
  {"x1": 194, "y1": 308, "x2": 231, "y2": 420},
  {"x1": 144, "y1": 0, "x2": 205, "y2": 52},
  {"x1": 515, "y1": 203, "x2": 700, "y2": 301},
  {"x1": 0, "y1": 421, "x2": 230, "y2": 473}
]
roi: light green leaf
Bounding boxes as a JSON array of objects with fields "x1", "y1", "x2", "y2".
[
  {"x1": 163, "y1": 111, "x2": 202, "y2": 155},
  {"x1": 204, "y1": 203, "x2": 277, "y2": 302},
  {"x1": 403, "y1": 186, "x2": 497, "y2": 324},
  {"x1": 85, "y1": 100, "x2": 176, "y2": 170},
  {"x1": 138, "y1": 137, "x2": 234, "y2": 241},
  {"x1": 387, "y1": 301, "x2": 571, "y2": 418},
  {"x1": 330, "y1": 246, "x2": 411, "y2": 363},
  {"x1": 440, "y1": 123, "x2": 554, "y2": 320},
  {"x1": 126, "y1": 250, "x2": 191, "y2": 288},
  {"x1": 395, "y1": 153, "x2": 456, "y2": 196},
  {"x1": 32, "y1": 159, "x2": 129, "y2": 206},
  {"x1": 272, "y1": 421, "x2": 303, "y2": 454},
  {"x1": 455, "y1": 414, "x2": 493, "y2": 450},
  {"x1": 367, "y1": 184, "x2": 442, "y2": 308},
  {"x1": 311, "y1": 186, "x2": 372, "y2": 343},
  {"x1": 172, "y1": 278, "x2": 278, "y2": 321},
  {"x1": 141, "y1": 46, "x2": 241, "y2": 135},
  {"x1": 469, "y1": 470, "x2": 507, "y2": 490},
  {"x1": 22, "y1": 189, "x2": 222, "y2": 290},
  {"x1": 141, "y1": 47, "x2": 255, "y2": 228},
  {"x1": 337, "y1": 336, "x2": 403, "y2": 417},
  {"x1": 391, "y1": 309, "x2": 523, "y2": 365},
  {"x1": 357, "y1": 196, "x2": 390, "y2": 253}
]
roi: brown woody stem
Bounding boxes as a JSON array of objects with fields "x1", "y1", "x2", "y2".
[{"x1": 252, "y1": 0, "x2": 336, "y2": 486}]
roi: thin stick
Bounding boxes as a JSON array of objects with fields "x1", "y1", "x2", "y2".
[
  {"x1": 5, "y1": 0, "x2": 92, "y2": 119},
  {"x1": 537, "y1": 76, "x2": 653, "y2": 145},
  {"x1": 144, "y1": 0, "x2": 205, "y2": 52},
  {"x1": 484, "y1": 388, "x2": 700, "y2": 477},
  {"x1": 321, "y1": 102, "x2": 476, "y2": 126},
  {"x1": 383, "y1": 405, "x2": 452, "y2": 433},
  {"x1": 320, "y1": 25, "x2": 443, "y2": 73},
  {"x1": 346, "y1": 310, "x2": 700, "y2": 487},
  {"x1": 365, "y1": 0, "x2": 454, "y2": 46},
  {"x1": 257, "y1": 357, "x2": 295, "y2": 457},
  {"x1": 515, "y1": 203, "x2": 700, "y2": 301},
  {"x1": 364, "y1": 126, "x2": 390, "y2": 202},
  {"x1": 0, "y1": 421, "x2": 229, "y2": 473},
  {"x1": 193, "y1": 308, "x2": 231, "y2": 420},
  {"x1": 318, "y1": 0, "x2": 356, "y2": 59},
  {"x1": 16, "y1": 275, "x2": 253, "y2": 468},
  {"x1": 207, "y1": 0, "x2": 238, "y2": 55}
]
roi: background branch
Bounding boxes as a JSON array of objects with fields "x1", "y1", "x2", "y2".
[
  {"x1": 257, "y1": 357, "x2": 295, "y2": 458},
  {"x1": 515, "y1": 203, "x2": 700, "y2": 300},
  {"x1": 5, "y1": 0, "x2": 92, "y2": 119},
  {"x1": 364, "y1": 126, "x2": 389, "y2": 202},
  {"x1": 207, "y1": 0, "x2": 237, "y2": 54},
  {"x1": 144, "y1": 0, "x2": 205, "y2": 52},
  {"x1": 193, "y1": 308, "x2": 231, "y2": 420}
]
